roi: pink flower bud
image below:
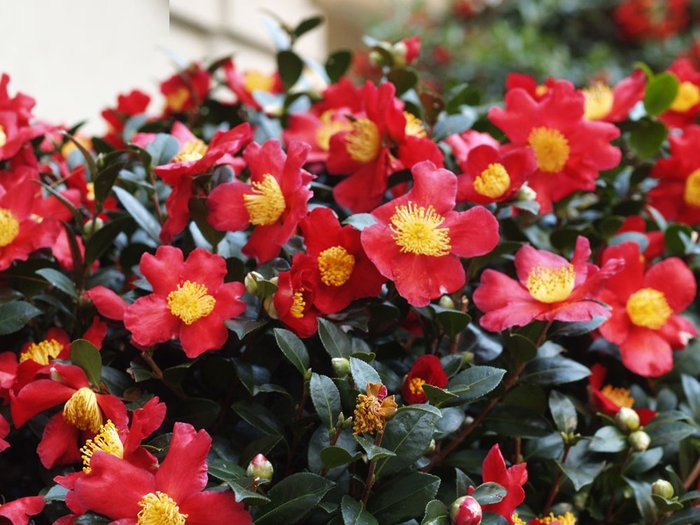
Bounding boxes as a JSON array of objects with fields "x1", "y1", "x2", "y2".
[
  {"x1": 247, "y1": 453, "x2": 274, "y2": 481},
  {"x1": 450, "y1": 495, "x2": 482, "y2": 525}
]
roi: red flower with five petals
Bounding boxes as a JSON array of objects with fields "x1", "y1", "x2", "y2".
[{"x1": 402, "y1": 354, "x2": 448, "y2": 404}]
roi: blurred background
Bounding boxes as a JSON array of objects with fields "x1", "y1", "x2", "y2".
[{"x1": 0, "y1": 0, "x2": 698, "y2": 131}]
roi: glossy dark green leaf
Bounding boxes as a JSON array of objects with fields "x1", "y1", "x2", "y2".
[
  {"x1": 113, "y1": 186, "x2": 161, "y2": 242},
  {"x1": 549, "y1": 315, "x2": 608, "y2": 337},
  {"x1": 376, "y1": 409, "x2": 438, "y2": 477},
  {"x1": 231, "y1": 400, "x2": 283, "y2": 436},
  {"x1": 325, "y1": 50, "x2": 352, "y2": 84},
  {"x1": 318, "y1": 318, "x2": 353, "y2": 358},
  {"x1": 589, "y1": 425, "x2": 626, "y2": 453},
  {"x1": 189, "y1": 197, "x2": 225, "y2": 247},
  {"x1": 502, "y1": 332, "x2": 538, "y2": 363},
  {"x1": 255, "y1": 472, "x2": 335, "y2": 525},
  {"x1": 646, "y1": 420, "x2": 697, "y2": 448},
  {"x1": 421, "y1": 499, "x2": 450, "y2": 525},
  {"x1": 36, "y1": 268, "x2": 78, "y2": 298},
  {"x1": 225, "y1": 319, "x2": 268, "y2": 340},
  {"x1": 168, "y1": 397, "x2": 220, "y2": 429},
  {"x1": 226, "y1": 479, "x2": 272, "y2": 505},
  {"x1": 64, "y1": 132, "x2": 98, "y2": 182},
  {"x1": 484, "y1": 406, "x2": 552, "y2": 438},
  {"x1": 273, "y1": 328, "x2": 310, "y2": 376},
  {"x1": 625, "y1": 477, "x2": 659, "y2": 524},
  {"x1": 342, "y1": 495, "x2": 379, "y2": 525},
  {"x1": 321, "y1": 446, "x2": 362, "y2": 469},
  {"x1": 549, "y1": 390, "x2": 577, "y2": 434},
  {"x1": 423, "y1": 384, "x2": 459, "y2": 406},
  {"x1": 629, "y1": 118, "x2": 668, "y2": 159},
  {"x1": 445, "y1": 366, "x2": 506, "y2": 405},
  {"x1": 558, "y1": 441, "x2": 605, "y2": 491},
  {"x1": 350, "y1": 357, "x2": 381, "y2": 393},
  {"x1": 294, "y1": 16, "x2": 323, "y2": 38},
  {"x1": 520, "y1": 356, "x2": 590, "y2": 385},
  {"x1": 665, "y1": 223, "x2": 694, "y2": 256},
  {"x1": 432, "y1": 111, "x2": 477, "y2": 141},
  {"x1": 0, "y1": 301, "x2": 42, "y2": 335},
  {"x1": 471, "y1": 482, "x2": 506, "y2": 505},
  {"x1": 277, "y1": 50, "x2": 304, "y2": 91},
  {"x1": 660, "y1": 507, "x2": 700, "y2": 525},
  {"x1": 43, "y1": 484, "x2": 69, "y2": 502},
  {"x1": 644, "y1": 72, "x2": 679, "y2": 116},
  {"x1": 310, "y1": 373, "x2": 342, "y2": 431},
  {"x1": 368, "y1": 471, "x2": 440, "y2": 524},
  {"x1": 434, "y1": 307, "x2": 471, "y2": 339},
  {"x1": 354, "y1": 435, "x2": 396, "y2": 460},
  {"x1": 84, "y1": 216, "x2": 133, "y2": 267},
  {"x1": 145, "y1": 133, "x2": 179, "y2": 166},
  {"x1": 94, "y1": 162, "x2": 126, "y2": 204},
  {"x1": 74, "y1": 512, "x2": 110, "y2": 525},
  {"x1": 70, "y1": 339, "x2": 103, "y2": 388},
  {"x1": 387, "y1": 67, "x2": 419, "y2": 96},
  {"x1": 343, "y1": 213, "x2": 377, "y2": 231}
]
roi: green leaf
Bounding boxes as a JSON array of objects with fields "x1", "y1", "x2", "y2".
[
  {"x1": 113, "y1": 186, "x2": 161, "y2": 242},
  {"x1": 484, "y1": 406, "x2": 552, "y2": 438},
  {"x1": 325, "y1": 50, "x2": 352, "y2": 84},
  {"x1": 558, "y1": 441, "x2": 605, "y2": 491},
  {"x1": 387, "y1": 67, "x2": 419, "y2": 96},
  {"x1": 375, "y1": 409, "x2": 438, "y2": 477},
  {"x1": 36, "y1": 268, "x2": 78, "y2": 298},
  {"x1": 625, "y1": 477, "x2": 659, "y2": 524},
  {"x1": 624, "y1": 447, "x2": 663, "y2": 475},
  {"x1": 665, "y1": 223, "x2": 694, "y2": 256},
  {"x1": 502, "y1": 332, "x2": 538, "y2": 363},
  {"x1": 652, "y1": 494, "x2": 684, "y2": 513},
  {"x1": 549, "y1": 315, "x2": 608, "y2": 337},
  {"x1": 646, "y1": 420, "x2": 697, "y2": 447},
  {"x1": 660, "y1": 507, "x2": 700, "y2": 525},
  {"x1": 231, "y1": 400, "x2": 283, "y2": 436},
  {"x1": 343, "y1": 213, "x2": 377, "y2": 231},
  {"x1": 423, "y1": 384, "x2": 459, "y2": 406},
  {"x1": 471, "y1": 482, "x2": 506, "y2": 505},
  {"x1": 445, "y1": 366, "x2": 506, "y2": 405},
  {"x1": 367, "y1": 471, "x2": 440, "y2": 524},
  {"x1": 354, "y1": 435, "x2": 396, "y2": 460},
  {"x1": 629, "y1": 119, "x2": 668, "y2": 159},
  {"x1": 419, "y1": 91, "x2": 445, "y2": 126},
  {"x1": 548, "y1": 390, "x2": 577, "y2": 434},
  {"x1": 74, "y1": 512, "x2": 110, "y2": 525},
  {"x1": 70, "y1": 339, "x2": 103, "y2": 388},
  {"x1": 310, "y1": 373, "x2": 342, "y2": 431},
  {"x1": 434, "y1": 307, "x2": 471, "y2": 339},
  {"x1": 421, "y1": 500, "x2": 450, "y2": 525},
  {"x1": 169, "y1": 398, "x2": 220, "y2": 429},
  {"x1": 277, "y1": 50, "x2": 304, "y2": 91},
  {"x1": 294, "y1": 16, "x2": 323, "y2": 38},
  {"x1": 273, "y1": 328, "x2": 310, "y2": 376},
  {"x1": 520, "y1": 356, "x2": 590, "y2": 385},
  {"x1": 0, "y1": 301, "x2": 42, "y2": 335},
  {"x1": 342, "y1": 495, "x2": 379, "y2": 525},
  {"x1": 93, "y1": 162, "x2": 126, "y2": 204},
  {"x1": 589, "y1": 425, "x2": 627, "y2": 453},
  {"x1": 432, "y1": 112, "x2": 477, "y2": 141},
  {"x1": 226, "y1": 479, "x2": 272, "y2": 505},
  {"x1": 255, "y1": 472, "x2": 335, "y2": 525},
  {"x1": 64, "y1": 132, "x2": 98, "y2": 182},
  {"x1": 189, "y1": 197, "x2": 225, "y2": 248},
  {"x1": 350, "y1": 357, "x2": 381, "y2": 393},
  {"x1": 321, "y1": 446, "x2": 362, "y2": 469},
  {"x1": 318, "y1": 318, "x2": 353, "y2": 358},
  {"x1": 43, "y1": 484, "x2": 69, "y2": 502},
  {"x1": 644, "y1": 72, "x2": 679, "y2": 116},
  {"x1": 145, "y1": 133, "x2": 179, "y2": 166},
  {"x1": 84, "y1": 216, "x2": 133, "y2": 267},
  {"x1": 682, "y1": 374, "x2": 700, "y2": 424}
]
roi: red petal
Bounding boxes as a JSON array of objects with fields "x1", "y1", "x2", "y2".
[
  {"x1": 156, "y1": 422, "x2": 211, "y2": 502},
  {"x1": 180, "y1": 491, "x2": 252, "y2": 525},
  {"x1": 140, "y1": 246, "x2": 184, "y2": 297},
  {"x1": 620, "y1": 327, "x2": 673, "y2": 377},
  {"x1": 36, "y1": 412, "x2": 80, "y2": 469},
  {"x1": 124, "y1": 295, "x2": 180, "y2": 348}
]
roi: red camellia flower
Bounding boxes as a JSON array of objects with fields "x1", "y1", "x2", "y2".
[
  {"x1": 402, "y1": 354, "x2": 448, "y2": 404},
  {"x1": 273, "y1": 259, "x2": 322, "y2": 339},
  {"x1": 588, "y1": 364, "x2": 656, "y2": 424},
  {"x1": 298, "y1": 207, "x2": 385, "y2": 314},
  {"x1": 581, "y1": 69, "x2": 647, "y2": 122},
  {"x1": 123, "y1": 246, "x2": 246, "y2": 358},
  {"x1": 71, "y1": 422, "x2": 252, "y2": 525},
  {"x1": 659, "y1": 58, "x2": 700, "y2": 129},
  {"x1": 615, "y1": 215, "x2": 665, "y2": 259},
  {"x1": 207, "y1": 139, "x2": 314, "y2": 263},
  {"x1": 473, "y1": 236, "x2": 623, "y2": 332},
  {"x1": 598, "y1": 241, "x2": 697, "y2": 377},
  {"x1": 505, "y1": 73, "x2": 556, "y2": 102},
  {"x1": 614, "y1": 0, "x2": 689, "y2": 42},
  {"x1": 477, "y1": 444, "x2": 527, "y2": 524},
  {"x1": 224, "y1": 59, "x2": 283, "y2": 110},
  {"x1": 648, "y1": 124, "x2": 700, "y2": 226},
  {"x1": 100, "y1": 89, "x2": 150, "y2": 148},
  {"x1": 361, "y1": 161, "x2": 499, "y2": 307},
  {"x1": 488, "y1": 79, "x2": 621, "y2": 214},
  {"x1": 160, "y1": 63, "x2": 211, "y2": 114},
  {"x1": 0, "y1": 496, "x2": 45, "y2": 525}
]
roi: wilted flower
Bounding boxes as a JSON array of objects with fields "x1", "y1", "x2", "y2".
[{"x1": 353, "y1": 382, "x2": 398, "y2": 435}]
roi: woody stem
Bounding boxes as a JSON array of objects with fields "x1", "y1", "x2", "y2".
[{"x1": 361, "y1": 431, "x2": 384, "y2": 506}]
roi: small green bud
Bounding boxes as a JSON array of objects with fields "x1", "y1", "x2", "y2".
[
  {"x1": 516, "y1": 184, "x2": 537, "y2": 202},
  {"x1": 439, "y1": 295, "x2": 455, "y2": 309},
  {"x1": 263, "y1": 296, "x2": 278, "y2": 319},
  {"x1": 83, "y1": 217, "x2": 104, "y2": 236},
  {"x1": 332, "y1": 357, "x2": 351, "y2": 378},
  {"x1": 244, "y1": 271, "x2": 264, "y2": 295},
  {"x1": 615, "y1": 407, "x2": 640, "y2": 433},
  {"x1": 247, "y1": 453, "x2": 274, "y2": 482},
  {"x1": 628, "y1": 429, "x2": 651, "y2": 452},
  {"x1": 651, "y1": 479, "x2": 674, "y2": 499}
]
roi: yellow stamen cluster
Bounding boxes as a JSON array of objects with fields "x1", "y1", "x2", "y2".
[
  {"x1": 528, "y1": 127, "x2": 570, "y2": 173},
  {"x1": 601, "y1": 385, "x2": 634, "y2": 408},
  {"x1": 512, "y1": 512, "x2": 577, "y2": 525},
  {"x1": 583, "y1": 82, "x2": 614, "y2": 120},
  {"x1": 318, "y1": 246, "x2": 356, "y2": 287},
  {"x1": 535, "y1": 85, "x2": 549, "y2": 97},
  {"x1": 526, "y1": 263, "x2": 576, "y2": 304},
  {"x1": 20, "y1": 339, "x2": 64, "y2": 365},
  {"x1": 345, "y1": 118, "x2": 381, "y2": 163},
  {"x1": 172, "y1": 139, "x2": 207, "y2": 164},
  {"x1": 243, "y1": 70, "x2": 276, "y2": 93},
  {"x1": 137, "y1": 491, "x2": 188, "y2": 525},
  {"x1": 390, "y1": 202, "x2": 451, "y2": 257},
  {"x1": 626, "y1": 288, "x2": 672, "y2": 330},
  {"x1": 670, "y1": 81, "x2": 700, "y2": 113},
  {"x1": 316, "y1": 110, "x2": 352, "y2": 151},
  {"x1": 167, "y1": 281, "x2": 216, "y2": 325},
  {"x1": 407, "y1": 377, "x2": 426, "y2": 396},
  {"x1": 684, "y1": 169, "x2": 700, "y2": 207},
  {"x1": 474, "y1": 163, "x2": 511, "y2": 199},
  {"x1": 243, "y1": 174, "x2": 286, "y2": 226},
  {"x1": 80, "y1": 420, "x2": 124, "y2": 473},
  {"x1": 353, "y1": 383, "x2": 398, "y2": 435},
  {"x1": 165, "y1": 87, "x2": 190, "y2": 112},
  {"x1": 404, "y1": 112, "x2": 427, "y2": 138},
  {"x1": 63, "y1": 387, "x2": 103, "y2": 433},
  {"x1": 0, "y1": 208, "x2": 20, "y2": 248},
  {"x1": 290, "y1": 289, "x2": 306, "y2": 319}
]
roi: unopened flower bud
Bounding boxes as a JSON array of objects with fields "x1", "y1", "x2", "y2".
[
  {"x1": 516, "y1": 184, "x2": 537, "y2": 202},
  {"x1": 425, "y1": 438, "x2": 436, "y2": 455},
  {"x1": 391, "y1": 37, "x2": 421, "y2": 67},
  {"x1": 615, "y1": 407, "x2": 640, "y2": 433},
  {"x1": 439, "y1": 295, "x2": 455, "y2": 309},
  {"x1": 304, "y1": 368, "x2": 313, "y2": 382},
  {"x1": 450, "y1": 495, "x2": 482, "y2": 525},
  {"x1": 247, "y1": 453, "x2": 273, "y2": 482},
  {"x1": 460, "y1": 351, "x2": 475, "y2": 367},
  {"x1": 245, "y1": 271, "x2": 264, "y2": 296},
  {"x1": 263, "y1": 296, "x2": 278, "y2": 319},
  {"x1": 332, "y1": 357, "x2": 350, "y2": 378},
  {"x1": 652, "y1": 479, "x2": 674, "y2": 499},
  {"x1": 83, "y1": 218, "x2": 104, "y2": 236},
  {"x1": 628, "y1": 429, "x2": 651, "y2": 452}
]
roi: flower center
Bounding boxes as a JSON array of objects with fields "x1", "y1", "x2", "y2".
[
  {"x1": 352, "y1": 386, "x2": 397, "y2": 435},
  {"x1": 165, "y1": 87, "x2": 190, "y2": 112},
  {"x1": 80, "y1": 420, "x2": 124, "y2": 473},
  {"x1": 407, "y1": 377, "x2": 426, "y2": 396},
  {"x1": 167, "y1": 281, "x2": 216, "y2": 325},
  {"x1": 243, "y1": 70, "x2": 276, "y2": 93},
  {"x1": 0, "y1": 125, "x2": 6, "y2": 148},
  {"x1": 171, "y1": 139, "x2": 207, "y2": 164},
  {"x1": 290, "y1": 289, "x2": 306, "y2": 319},
  {"x1": 404, "y1": 112, "x2": 427, "y2": 138},
  {"x1": 0, "y1": 208, "x2": 20, "y2": 248},
  {"x1": 535, "y1": 85, "x2": 549, "y2": 97},
  {"x1": 345, "y1": 118, "x2": 381, "y2": 163},
  {"x1": 684, "y1": 168, "x2": 700, "y2": 207},
  {"x1": 317, "y1": 246, "x2": 356, "y2": 287},
  {"x1": 626, "y1": 287, "x2": 672, "y2": 330},
  {"x1": 137, "y1": 491, "x2": 188, "y2": 525},
  {"x1": 670, "y1": 81, "x2": 700, "y2": 113},
  {"x1": 526, "y1": 263, "x2": 575, "y2": 303},
  {"x1": 528, "y1": 127, "x2": 570, "y2": 173},
  {"x1": 601, "y1": 385, "x2": 634, "y2": 408},
  {"x1": 390, "y1": 202, "x2": 451, "y2": 257},
  {"x1": 20, "y1": 339, "x2": 64, "y2": 365},
  {"x1": 474, "y1": 163, "x2": 511, "y2": 198},
  {"x1": 583, "y1": 82, "x2": 614, "y2": 120},
  {"x1": 63, "y1": 387, "x2": 103, "y2": 432},
  {"x1": 86, "y1": 182, "x2": 96, "y2": 202},
  {"x1": 530, "y1": 512, "x2": 577, "y2": 525},
  {"x1": 243, "y1": 174, "x2": 286, "y2": 226},
  {"x1": 316, "y1": 110, "x2": 352, "y2": 151}
]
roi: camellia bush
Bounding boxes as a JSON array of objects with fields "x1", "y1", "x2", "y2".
[{"x1": 3, "y1": 12, "x2": 700, "y2": 525}]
